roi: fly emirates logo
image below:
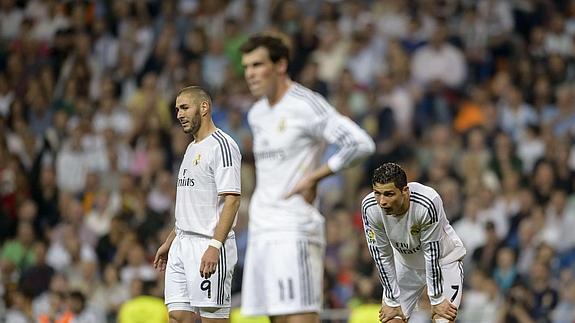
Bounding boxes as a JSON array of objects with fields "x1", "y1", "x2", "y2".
[{"x1": 177, "y1": 169, "x2": 195, "y2": 187}]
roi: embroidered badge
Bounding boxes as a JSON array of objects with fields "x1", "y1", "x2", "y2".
[
  {"x1": 193, "y1": 154, "x2": 201, "y2": 165},
  {"x1": 366, "y1": 228, "x2": 376, "y2": 243},
  {"x1": 412, "y1": 223, "x2": 423, "y2": 235},
  {"x1": 410, "y1": 223, "x2": 430, "y2": 235},
  {"x1": 278, "y1": 117, "x2": 286, "y2": 132}
]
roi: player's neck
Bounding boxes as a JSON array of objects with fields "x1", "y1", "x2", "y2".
[
  {"x1": 194, "y1": 121, "x2": 217, "y2": 143},
  {"x1": 399, "y1": 191, "x2": 411, "y2": 215},
  {"x1": 267, "y1": 78, "x2": 292, "y2": 107}
]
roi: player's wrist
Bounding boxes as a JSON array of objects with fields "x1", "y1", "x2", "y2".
[
  {"x1": 383, "y1": 298, "x2": 401, "y2": 308},
  {"x1": 208, "y1": 239, "x2": 223, "y2": 250},
  {"x1": 429, "y1": 295, "x2": 445, "y2": 306}
]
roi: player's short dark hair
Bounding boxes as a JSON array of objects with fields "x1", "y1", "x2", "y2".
[
  {"x1": 372, "y1": 162, "x2": 407, "y2": 189},
  {"x1": 240, "y1": 34, "x2": 290, "y2": 63},
  {"x1": 177, "y1": 86, "x2": 212, "y2": 108}
]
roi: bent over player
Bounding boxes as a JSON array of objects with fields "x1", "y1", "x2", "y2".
[
  {"x1": 361, "y1": 163, "x2": 466, "y2": 322},
  {"x1": 154, "y1": 86, "x2": 241, "y2": 323},
  {"x1": 240, "y1": 34, "x2": 375, "y2": 323}
]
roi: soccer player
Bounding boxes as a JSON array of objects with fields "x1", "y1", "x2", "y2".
[
  {"x1": 153, "y1": 86, "x2": 241, "y2": 323},
  {"x1": 361, "y1": 163, "x2": 466, "y2": 323},
  {"x1": 239, "y1": 34, "x2": 375, "y2": 323}
]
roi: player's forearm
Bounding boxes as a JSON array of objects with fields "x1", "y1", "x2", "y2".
[
  {"x1": 308, "y1": 164, "x2": 335, "y2": 184},
  {"x1": 326, "y1": 120, "x2": 375, "y2": 172},
  {"x1": 212, "y1": 194, "x2": 241, "y2": 243},
  {"x1": 163, "y1": 227, "x2": 176, "y2": 246}
]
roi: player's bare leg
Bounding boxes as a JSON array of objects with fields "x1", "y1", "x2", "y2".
[
  {"x1": 270, "y1": 316, "x2": 287, "y2": 323},
  {"x1": 169, "y1": 310, "x2": 196, "y2": 323},
  {"x1": 168, "y1": 311, "x2": 196, "y2": 323},
  {"x1": 271, "y1": 313, "x2": 319, "y2": 323}
]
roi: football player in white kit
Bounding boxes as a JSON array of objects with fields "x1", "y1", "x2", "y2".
[
  {"x1": 153, "y1": 86, "x2": 241, "y2": 323},
  {"x1": 239, "y1": 34, "x2": 375, "y2": 323},
  {"x1": 362, "y1": 163, "x2": 466, "y2": 322}
]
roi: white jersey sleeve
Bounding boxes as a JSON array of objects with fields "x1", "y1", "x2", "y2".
[
  {"x1": 211, "y1": 130, "x2": 241, "y2": 195},
  {"x1": 417, "y1": 191, "x2": 448, "y2": 305},
  {"x1": 299, "y1": 88, "x2": 375, "y2": 172},
  {"x1": 361, "y1": 193, "x2": 402, "y2": 307}
]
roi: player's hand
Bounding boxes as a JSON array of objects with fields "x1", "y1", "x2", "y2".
[
  {"x1": 200, "y1": 246, "x2": 220, "y2": 279},
  {"x1": 285, "y1": 176, "x2": 318, "y2": 204},
  {"x1": 153, "y1": 242, "x2": 171, "y2": 272},
  {"x1": 432, "y1": 299, "x2": 458, "y2": 321},
  {"x1": 379, "y1": 304, "x2": 406, "y2": 322}
]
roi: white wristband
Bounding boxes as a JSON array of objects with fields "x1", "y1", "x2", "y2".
[{"x1": 209, "y1": 239, "x2": 222, "y2": 250}]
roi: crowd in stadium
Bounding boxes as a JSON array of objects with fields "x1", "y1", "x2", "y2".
[{"x1": 1, "y1": 0, "x2": 575, "y2": 322}]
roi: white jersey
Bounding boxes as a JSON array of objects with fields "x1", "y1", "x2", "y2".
[
  {"x1": 174, "y1": 129, "x2": 241, "y2": 237},
  {"x1": 248, "y1": 83, "x2": 375, "y2": 239},
  {"x1": 361, "y1": 182, "x2": 466, "y2": 306}
]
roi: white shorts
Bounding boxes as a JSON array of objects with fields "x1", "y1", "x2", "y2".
[
  {"x1": 165, "y1": 232, "x2": 237, "y2": 318},
  {"x1": 241, "y1": 237, "x2": 324, "y2": 316},
  {"x1": 396, "y1": 260, "x2": 464, "y2": 317}
]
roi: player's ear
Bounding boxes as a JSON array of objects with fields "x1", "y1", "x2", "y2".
[
  {"x1": 201, "y1": 101, "x2": 209, "y2": 116},
  {"x1": 276, "y1": 58, "x2": 288, "y2": 74}
]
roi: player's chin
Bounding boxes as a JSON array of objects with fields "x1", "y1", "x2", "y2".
[{"x1": 249, "y1": 87, "x2": 263, "y2": 97}]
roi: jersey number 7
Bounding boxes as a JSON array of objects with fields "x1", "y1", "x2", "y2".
[{"x1": 450, "y1": 285, "x2": 459, "y2": 302}]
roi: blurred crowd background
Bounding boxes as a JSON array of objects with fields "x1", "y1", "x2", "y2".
[{"x1": 1, "y1": 0, "x2": 575, "y2": 322}]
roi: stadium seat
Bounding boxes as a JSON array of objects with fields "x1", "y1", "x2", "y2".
[{"x1": 230, "y1": 308, "x2": 270, "y2": 323}]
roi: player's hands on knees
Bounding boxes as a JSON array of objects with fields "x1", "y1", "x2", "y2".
[
  {"x1": 379, "y1": 304, "x2": 406, "y2": 322},
  {"x1": 200, "y1": 246, "x2": 220, "y2": 279},
  {"x1": 153, "y1": 242, "x2": 170, "y2": 272},
  {"x1": 432, "y1": 299, "x2": 458, "y2": 322}
]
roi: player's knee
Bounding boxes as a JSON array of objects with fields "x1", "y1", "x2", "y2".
[
  {"x1": 270, "y1": 315, "x2": 288, "y2": 323},
  {"x1": 169, "y1": 310, "x2": 193, "y2": 323}
]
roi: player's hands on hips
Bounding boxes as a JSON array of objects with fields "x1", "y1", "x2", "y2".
[
  {"x1": 379, "y1": 304, "x2": 406, "y2": 322},
  {"x1": 200, "y1": 246, "x2": 220, "y2": 279},
  {"x1": 285, "y1": 176, "x2": 318, "y2": 204},
  {"x1": 432, "y1": 299, "x2": 458, "y2": 321},
  {"x1": 153, "y1": 242, "x2": 170, "y2": 272}
]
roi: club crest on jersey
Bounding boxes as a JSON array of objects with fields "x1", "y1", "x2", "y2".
[
  {"x1": 410, "y1": 223, "x2": 429, "y2": 235},
  {"x1": 366, "y1": 228, "x2": 376, "y2": 243},
  {"x1": 193, "y1": 154, "x2": 201, "y2": 165},
  {"x1": 277, "y1": 117, "x2": 286, "y2": 132}
]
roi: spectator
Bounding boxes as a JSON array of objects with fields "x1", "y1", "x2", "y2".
[
  {"x1": 117, "y1": 279, "x2": 168, "y2": 323},
  {"x1": 1, "y1": 221, "x2": 36, "y2": 271}
]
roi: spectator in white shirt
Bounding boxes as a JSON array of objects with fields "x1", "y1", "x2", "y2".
[{"x1": 411, "y1": 22, "x2": 467, "y2": 89}]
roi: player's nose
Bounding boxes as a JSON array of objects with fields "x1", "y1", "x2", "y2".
[
  {"x1": 245, "y1": 67, "x2": 254, "y2": 79},
  {"x1": 376, "y1": 196, "x2": 387, "y2": 207}
]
